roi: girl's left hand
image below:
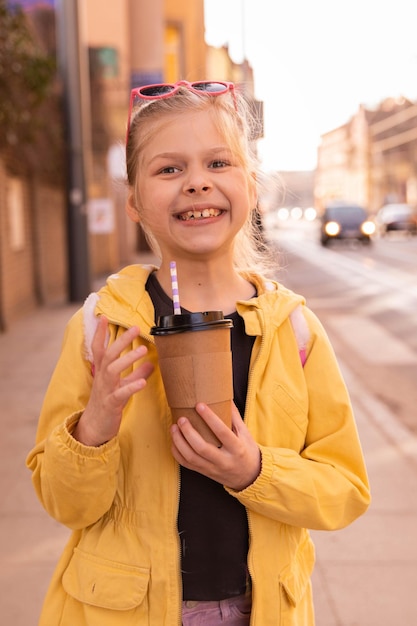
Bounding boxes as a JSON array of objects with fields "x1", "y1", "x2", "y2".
[{"x1": 170, "y1": 402, "x2": 261, "y2": 491}]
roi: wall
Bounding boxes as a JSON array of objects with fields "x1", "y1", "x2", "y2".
[{"x1": 0, "y1": 158, "x2": 68, "y2": 330}]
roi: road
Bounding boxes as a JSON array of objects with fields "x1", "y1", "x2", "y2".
[
  {"x1": 266, "y1": 221, "x2": 417, "y2": 436},
  {"x1": 265, "y1": 221, "x2": 417, "y2": 624}
]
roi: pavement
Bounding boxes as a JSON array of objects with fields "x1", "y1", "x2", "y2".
[{"x1": 1, "y1": 278, "x2": 417, "y2": 624}]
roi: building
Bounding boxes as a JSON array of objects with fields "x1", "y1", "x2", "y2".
[
  {"x1": 0, "y1": 0, "x2": 261, "y2": 330},
  {"x1": 84, "y1": 0, "x2": 208, "y2": 277},
  {"x1": 315, "y1": 97, "x2": 417, "y2": 214}
]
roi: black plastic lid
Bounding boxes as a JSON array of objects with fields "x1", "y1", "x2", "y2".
[{"x1": 150, "y1": 311, "x2": 233, "y2": 335}]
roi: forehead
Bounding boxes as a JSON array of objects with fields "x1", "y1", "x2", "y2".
[{"x1": 142, "y1": 109, "x2": 230, "y2": 153}]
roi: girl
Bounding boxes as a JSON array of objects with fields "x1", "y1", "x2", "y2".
[{"x1": 27, "y1": 80, "x2": 370, "y2": 625}]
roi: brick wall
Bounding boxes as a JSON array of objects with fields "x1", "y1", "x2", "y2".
[
  {"x1": 0, "y1": 158, "x2": 68, "y2": 331},
  {"x1": 32, "y1": 183, "x2": 68, "y2": 305},
  {"x1": 0, "y1": 161, "x2": 36, "y2": 329}
]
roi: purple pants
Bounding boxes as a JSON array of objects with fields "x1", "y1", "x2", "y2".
[{"x1": 182, "y1": 592, "x2": 252, "y2": 625}]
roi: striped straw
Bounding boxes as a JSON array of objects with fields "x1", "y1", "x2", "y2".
[{"x1": 169, "y1": 261, "x2": 181, "y2": 315}]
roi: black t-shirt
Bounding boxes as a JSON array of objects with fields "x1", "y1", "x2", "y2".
[{"x1": 146, "y1": 273, "x2": 256, "y2": 600}]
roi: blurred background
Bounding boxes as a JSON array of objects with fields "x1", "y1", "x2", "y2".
[
  {"x1": 1, "y1": 0, "x2": 417, "y2": 330},
  {"x1": 1, "y1": 4, "x2": 417, "y2": 624}
]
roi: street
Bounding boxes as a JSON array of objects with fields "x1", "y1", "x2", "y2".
[
  {"x1": 267, "y1": 221, "x2": 417, "y2": 624},
  {"x1": 268, "y1": 221, "x2": 417, "y2": 435},
  {"x1": 1, "y1": 231, "x2": 417, "y2": 624}
]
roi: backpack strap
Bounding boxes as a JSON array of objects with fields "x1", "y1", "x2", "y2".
[{"x1": 289, "y1": 305, "x2": 309, "y2": 367}]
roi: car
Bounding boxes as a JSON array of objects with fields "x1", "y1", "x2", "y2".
[
  {"x1": 375, "y1": 203, "x2": 417, "y2": 235},
  {"x1": 320, "y1": 202, "x2": 375, "y2": 246}
]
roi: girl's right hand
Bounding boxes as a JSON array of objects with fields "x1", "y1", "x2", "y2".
[{"x1": 73, "y1": 316, "x2": 154, "y2": 446}]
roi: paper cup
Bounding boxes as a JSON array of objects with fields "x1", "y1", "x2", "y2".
[{"x1": 151, "y1": 312, "x2": 233, "y2": 446}]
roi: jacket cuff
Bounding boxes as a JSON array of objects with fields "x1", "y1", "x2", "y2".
[
  {"x1": 225, "y1": 446, "x2": 273, "y2": 499},
  {"x1": 59, "y1": 412, "x2": 119, "y2": 457}
]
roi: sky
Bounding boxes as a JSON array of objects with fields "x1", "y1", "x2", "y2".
[{"x1": 204, "y1": 0, "x2": 417, "y2": 172}]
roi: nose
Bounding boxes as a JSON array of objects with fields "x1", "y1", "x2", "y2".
[{"x1": 183, "y1": 169, "x2": 212, "y2": 195}]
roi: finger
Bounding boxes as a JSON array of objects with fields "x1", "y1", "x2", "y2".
[
  {"x1": 171, "y1": 418, "x2": 222, "y2": 467},
  {"x1": 195, "y1": 402, "x2": 237, "y2": 447},
  {"x1": 91, "y1": 315, "x2": 109, "y2": 367},
  {"x1": 103, "y1": 325, "x2": 141, "y2": 362},
  {"x1": 112, "y1": 375, "x2": 150, "y2": 401},
  {"x1": 107, "y1": 344, "x2": 149, "y2": 378},
  {"x1": 97, "y1": 326, "x2": 143, "y2": 379},
  {"x1": 173, "y1": 417, "x2": 210, "y2": 454},
  {"x1": 121, "y1": 360, "x2": 154, "y2": 386},
  {"x1": 170, "y1": 424, "x2": 190, "y2": 465},
  {"x1": 230, "y1": 403, "x2": 248, "y2": 436},
  {"x1": 231, "y1": 402, "x2": 243, "y2": 427}
]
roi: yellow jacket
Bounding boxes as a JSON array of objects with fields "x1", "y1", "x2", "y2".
[{"x1": 26, "y1": 265, "x2": 370, "y2": 625}]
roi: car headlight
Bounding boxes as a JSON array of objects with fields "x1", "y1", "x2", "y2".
[
  {"x1": 361, "y1": 220, "x2": 376, "y2": 236},
  {"x1": 324, "y1": 221, "x2": 340, "y2": 236}
]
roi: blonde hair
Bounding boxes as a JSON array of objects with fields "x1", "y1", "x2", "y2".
[{"x1": 126, "y1": 85, "x2": 278, "y2": 276}]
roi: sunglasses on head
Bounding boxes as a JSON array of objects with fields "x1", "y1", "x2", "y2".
[{"x1": 126, "y1": 80, "x2": 237, "y2": 142}]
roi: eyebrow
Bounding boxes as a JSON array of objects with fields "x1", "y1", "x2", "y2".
[{"x1": 146, "y1": 146, "x2": 232, "y2": 165}]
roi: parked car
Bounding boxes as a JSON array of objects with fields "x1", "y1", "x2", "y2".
[
  {"x1": 375, "y1": 203, "x2": 417, "y2": 235},
  {"x1": 320, "y1": 202, "x2": 375, "y2": 246}
]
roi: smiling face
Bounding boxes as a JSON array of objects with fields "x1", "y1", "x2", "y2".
[{"x1": 126, "y1": 107, "x2": 257, "y2": 264}]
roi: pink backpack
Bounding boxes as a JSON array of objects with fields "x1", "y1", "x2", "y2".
[{"x1": 289, "y1": 305, "x2": 309, "y2": 367}]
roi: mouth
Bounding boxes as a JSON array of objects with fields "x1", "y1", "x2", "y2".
[{"x1": 176, "y1": 208, "x2": 223, "y2": 221}]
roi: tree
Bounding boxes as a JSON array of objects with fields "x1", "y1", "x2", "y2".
[{"x1": 0, "y1": 0, "x2": 63, "y2": 182}]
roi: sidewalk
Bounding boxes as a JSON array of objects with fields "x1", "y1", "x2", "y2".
[
  {"x1": 311, "y1": 362, "x2": 417, "y2": 625},
  {"x1": 1, "y1": 299, "x2": 416, "y2": 625}
]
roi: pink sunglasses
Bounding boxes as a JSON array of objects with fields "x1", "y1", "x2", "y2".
[{"x1": 126, "y1": 80, "x2": 237, "y2": 142}]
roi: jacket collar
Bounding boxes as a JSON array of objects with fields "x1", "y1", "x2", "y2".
[
  {"x1": 93, "y1": 265, "x2": 305, "y2": 337},
  {"x1": 236, "y1": 272, "x2": 305, "y2": 336},
  {"x1": 94, "y1": 264, "x2": 157, "y2": 333}
]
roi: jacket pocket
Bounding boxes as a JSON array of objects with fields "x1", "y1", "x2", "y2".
[
  {"x1": 62, "y1": 547, "x2": 150, "y2": 611},
  {"x1": 272, "y1": 384, "x2": 307, "y2": 432},
  {"x1": 279, "y1": 534, "x2": 315, "y2": 623},
  {"x1": 271, "y1": 385, "x2": 308, "y2": 453}
]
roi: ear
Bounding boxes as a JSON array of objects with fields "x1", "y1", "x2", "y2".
[{"x1": 126, "y1": 192, "x2": 141, "y2": 223}]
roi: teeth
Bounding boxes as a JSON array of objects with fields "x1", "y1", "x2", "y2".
[{"x1": 178, "y1": 208, "x2": 222, "y2": 220}]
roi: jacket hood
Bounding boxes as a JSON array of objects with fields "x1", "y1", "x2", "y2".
[
  {"x1": 93, "y1": 264, "x2": 158, "y2": 332},
  {"x1": 90, "y1": 264, "x2": 306, "y2": 337},
  {"x1": 238, "y1": 271, "x2": 306, "y2": 336}
]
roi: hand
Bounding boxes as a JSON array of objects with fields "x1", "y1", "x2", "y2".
[
  {"x1": 170, "y1": 402, "x2": 261, "y2": 491},
  {"x1": 73, "y1": 316, "x2": 154, "y2": 446}
]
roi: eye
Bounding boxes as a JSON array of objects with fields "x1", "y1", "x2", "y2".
[
  {"x1": 159, "y1": 165, "x2": 180, "y2": 174},
  {"x1": 210, "y1": 159, "x2": 230, "y2": 169}
]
